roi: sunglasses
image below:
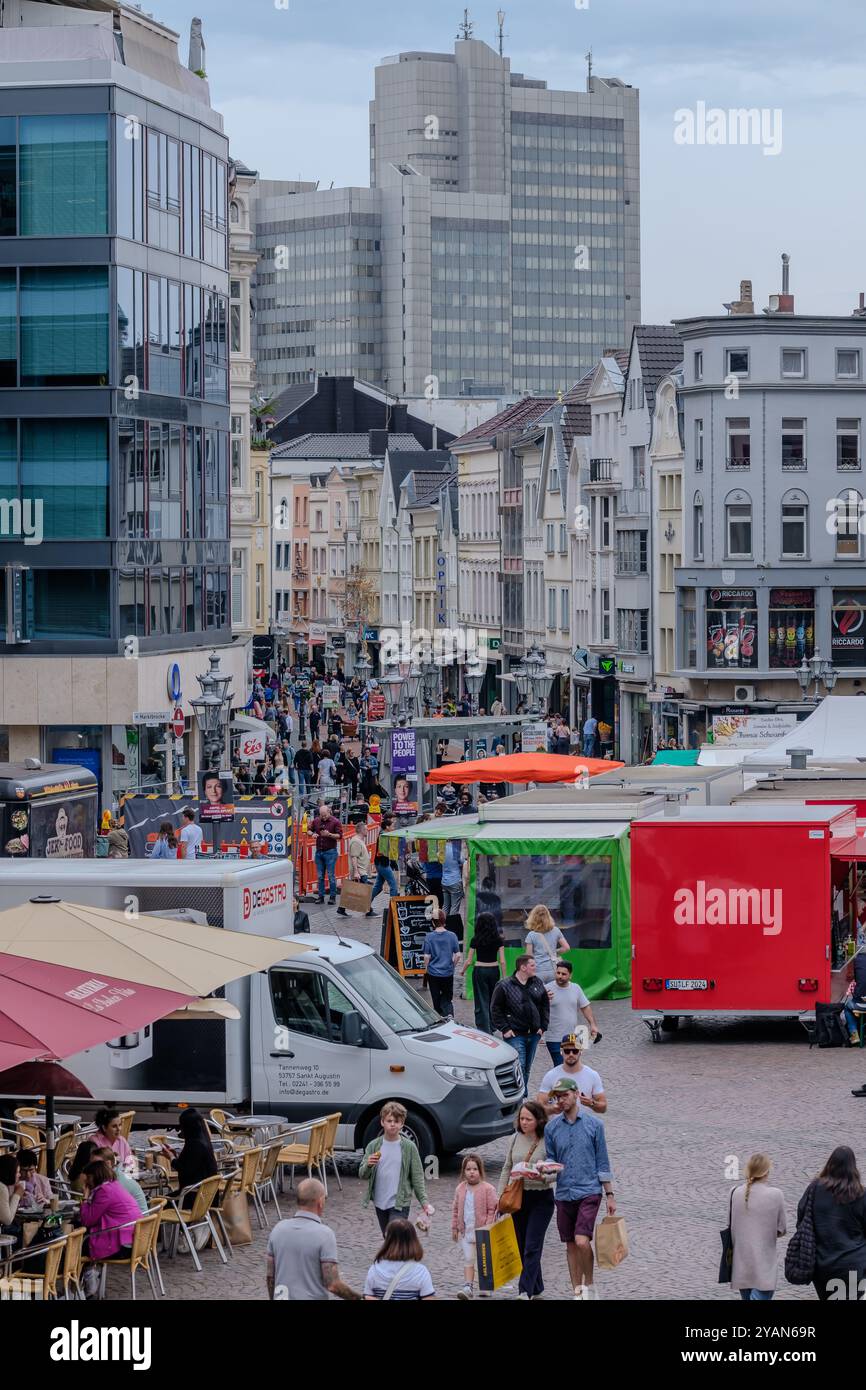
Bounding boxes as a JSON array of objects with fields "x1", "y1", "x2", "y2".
[{"x1": 561, "y1": 1048, "x2": 580, "y2": 1056}]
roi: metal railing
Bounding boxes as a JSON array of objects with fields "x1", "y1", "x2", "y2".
[
  {"x1": 590, "y1": 457, "x2": 616, "y2": 482},
  {"x1": 726, "y1": 456, "x2": 751, "y2": 470},
  {"x1": 617, "y1": 488, "x2": 649, "y2": 516}
]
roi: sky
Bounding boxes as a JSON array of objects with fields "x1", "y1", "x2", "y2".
[{"x1": 161, "y1": 0, "x2": 866, "y2": 325}]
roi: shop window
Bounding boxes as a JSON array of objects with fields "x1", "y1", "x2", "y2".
[
  {"x1": 769, "y1": 588, "x2": 814, "y2": 669},
  {"x1": 706, "y1": 588, "x2": 757, "y2": 669},
  {"x1": 473, "y1": 853, "x2": 612, "y2": 950},
  {"x1": 832, "y1": 589, "x2": 866, "y2": 667}
]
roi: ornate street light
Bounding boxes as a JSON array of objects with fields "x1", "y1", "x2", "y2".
[
  {"x1": 796, "y1": 651, "x2": 839, "y2": 701},
  {"x1": 402, "y1": 660, "x2": 423, "y2": 719},
  {"x1": 323, "y1": 642, "x2": 338, "y2": 675},
  {"x1": 464, "y1": 654, "x2": 485, "y2": 715},
  {"x1": 421, "y1": 657, "x2": 440, "y2": 711},
  {"x1": 190, "y1": 651, "x2": 233, "y2": 771},
  {"x1": 354, "y1": 649, "x2": 373, "y2": 685},
  {"x1": 380, "y1": 665, "x2": 406, "y2": 722}
]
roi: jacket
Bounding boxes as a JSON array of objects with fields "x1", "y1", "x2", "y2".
[
  {"x1": 491, "y1": 973, "x2": 550, "y2": 1035},
  {"x1": 80, "y1": 1180, "x2": 141, "y2": 1260},
  {"x1": 451, "y1": 1180, "x2": 499, "y2": 1237},
  {"x1": 359, "y1": 1135, "x2": 428, "y2": 1210}
]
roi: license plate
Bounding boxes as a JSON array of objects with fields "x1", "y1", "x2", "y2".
[{"x1": 665, "y1": 979, "x2": 708, "y2": 990}]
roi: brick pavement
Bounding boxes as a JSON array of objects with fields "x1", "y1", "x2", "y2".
[{"x1": 106, "y1": 898, "x2": 866, "y2": 1302}]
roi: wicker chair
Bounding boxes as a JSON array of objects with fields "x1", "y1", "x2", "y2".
[
  {"x1": 3, "y1": 1235, "x2": 66, "y2": 1301},
  {"x1": 97, "y1": 1209, "x2": 163, "y2": 1299},
  {"x1": 319, "y1": 1112, "x2": 343, "y2": 1192},
  {"x1": 277, "y1": 1119, "x2": 328, "y2": 1191},
  {"x1": 252, "y1": 1142, "x2": 283, "y2": 1225},
  {"x1": 61, "y1": 1226, "x2": 86, "y2": 1300},
  {"x1": 161, "y1": 1174, "x2": 227, "y2": 1274}
]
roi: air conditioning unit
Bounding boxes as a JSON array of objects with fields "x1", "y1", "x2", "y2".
[{"x1": 734, "y1": 684, "x2": 756, "y2": 703}]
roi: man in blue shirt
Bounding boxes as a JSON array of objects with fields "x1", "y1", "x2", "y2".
[
  {"x1": 422, "y1": 909, "x2": 461, "y2": 1018},
  {"x1": 543, "y1": 1076, "x2": 616, "y2": 1297}
]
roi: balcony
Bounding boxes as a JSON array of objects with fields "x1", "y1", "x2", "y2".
[
  {"x1": 589, "y1": 457, "x2": 616, "y2": 483},
  {"x1": 838, "y1": 457, "x2": 862, "y2": 471},
  {"x1": 781, "y1": 456, "x2": 806, "y2": 471},
  {"x1": 617, "y1": 488, "x2": 649, "y2": 517},
  {"x1": 726, "y1": 456, "x2": 751, "y2": 470}
]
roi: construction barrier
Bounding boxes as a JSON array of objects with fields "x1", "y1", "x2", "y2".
[{"x1": 293, "y1": 818, "x2": 380, "y2": 899}]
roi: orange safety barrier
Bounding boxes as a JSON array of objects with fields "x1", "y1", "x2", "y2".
[{"x1": 293, "y1": 820, "x2": 379, "y2": 898}]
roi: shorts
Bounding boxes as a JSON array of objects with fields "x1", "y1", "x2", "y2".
[
  {"x1": 555, "y1": 1194, "x2": 602, "y2": 1242},
  {"x1": 460, "y1": 1234, "x2": 476, "y2": 1263}
]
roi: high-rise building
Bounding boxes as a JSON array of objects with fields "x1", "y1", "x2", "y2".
[
  {"x1": 251, "y1": 35, "x2": 640, "y2": 400},
  {"x1": 0, "y1": 0, "x2": 241, "y2": 804}
]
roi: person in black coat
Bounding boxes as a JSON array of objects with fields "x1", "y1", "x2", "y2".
[
  {"x1": 159, "y1": 1109, "x2": 218, "y2": 1209},
  {"x1": 490, "y1": 955, "x2": 550, "y2": 1098},
  {"x1": 798, "y1": 1146, "x2": 866, "y2": 1300}
]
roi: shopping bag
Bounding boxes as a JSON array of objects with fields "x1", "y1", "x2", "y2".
[
  {"x1": 219, "y1": 1191, "x2": 253, "y2": 1246},
  {"x1": 595, "y1": 1214, "x2": 629, "y2": 1269},
  {"x1": 338, "y1": 879, "x2": 373, "y2": 914},
  {"x1": 476, "y1": 1216, "x2": 522, "y2": 1292}
]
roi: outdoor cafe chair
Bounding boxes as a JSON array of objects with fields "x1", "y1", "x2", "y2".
[
  {"x1": 95, "y1": 1209, "x2": 164, "y2": 1300},
  {"x1": 161, "y1": 1174, "x2": 227, "y2": 1273},
  {"x1": 210, "y1": 1107, "x2": 255, "y2": 1147},
  {"x1": 252, "y1": 1142, "x2": 283, "y2": 1225},
  {"x1": 40, "y1": 1130, "x2": 77, "y2": 1178},
  {"x1": 4, "y1": 1235, "x2": 66, "y2": 1301},
  {"x1": 117, "y1": 1111, "x2": 136, "y2": 1141},
  {"x1": 61, "y1": 1226, "x2": 86, "y2": 1301},
  {"x1": 320, "y1": 1112, "x2": 343, "y2": 1192},
  {"x1": 277, "y1": 1119, "x2": 328, "y2": 1192}
]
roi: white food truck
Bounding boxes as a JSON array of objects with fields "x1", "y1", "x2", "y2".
[{"x1": 0, "y1": 862, "x2": 522, "y2": 1156}]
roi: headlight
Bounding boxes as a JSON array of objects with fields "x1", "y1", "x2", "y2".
[{"x1": 434, "y1": 1064, "x2": 489, "y2": 1087}]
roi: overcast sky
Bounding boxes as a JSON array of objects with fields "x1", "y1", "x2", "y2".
[{"x1": 168, "y1": 0, "x2": 866, "y2": 325}]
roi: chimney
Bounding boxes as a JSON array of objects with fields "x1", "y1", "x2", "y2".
[
  {"x1": 392, "y1": 403, "x2": 409, "y2": 433},
  {"x1": 334, "y1": 377, "x2": 355, "y2": 433},
  {"x1": 368, "y1": 428, "x2": 389, "y2": 458},
  {"x1": 728, "y1": 280, "x2": 755, "y2": 315},
  {"x1": 853, "y1": 293, "x2": 866, "y2": 318},
  {"x1": 767, "y1": 253, "x2": 794, "y2": 314},
  {"x1": 787, "y1": 748, "x2": 812, "y2": 771}
]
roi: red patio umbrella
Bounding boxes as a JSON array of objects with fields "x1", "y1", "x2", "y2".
[
  {"x1": 427, "y1": 751, "x2": 623, "y2": 786},
  {"x1": 0, "y1": 1060, "x2": 92, "y2": 1100}
]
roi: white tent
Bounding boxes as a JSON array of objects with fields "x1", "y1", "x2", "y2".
[{"x1": 742, "y1": 696, "x2": 866, "y2": 764}]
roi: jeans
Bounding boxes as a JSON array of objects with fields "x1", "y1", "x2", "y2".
[
  {"x1": 513, "y1": 1188, "x2": 555, "y2": 1296},
  {"x1": 428, "y1": 974, "x2": 455, "y2": 1017},
  {"x1": 472, "y1": 966, "x2": 499, "y2": 1034},
  {"x1": 739, "y1": 1288, "x2": 774, "y2": 1301},
  {"x1": 508, "y1": 1032, "x2": 541, "y2": 1096},
  {"x1": 372, "y1": 866, "x2": 397, "y2": 899},
  {"x1": 443, "y1": 882, "x2": 464, "y2": 917},
  {"x1": 546, "y1": 1042, "x2": 562, "y2": 1068},
  {"x1": 315, "y1": 848, "x2": 338, "y2": 900},
  {"x1": 843, "y1": 1003, "x2": 866, "y2": 1037},
  {"x1": 582, "y1": 737, "x2": 595, "y2": 757},
  {"x1": 296, "y1": 770, "x2": 310, "y2": 792},
  {"x1": 375, "y1": 1205, "x2": 409, "y2": 1235}
]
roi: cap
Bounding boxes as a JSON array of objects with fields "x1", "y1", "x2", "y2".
[
  {"x1": 561, "y1": 1027, "x2": 589, "y2": 1049},
  {"x1": 550, "y1": 1076, "x2": 578, "y2": 1093}
]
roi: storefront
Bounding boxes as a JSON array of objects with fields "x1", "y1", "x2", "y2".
[
  {"x1": 705, "y1": 587, "x2": 757, "y2": 670},
  {"x1": 831, "y1": 589, "x2": 866, "y2": 669},
  {"x1": 768, "y1": 587, "x2": 814, "y2": 669}
]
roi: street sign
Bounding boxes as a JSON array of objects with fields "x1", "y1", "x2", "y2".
[
  {"x1": 599, "y1": 658, "x2": 615, "y2": 675},
  {"x1": 486, "y1": 636, "x2": 501, "y2": 650},
  {"x1": 238, "y1": 732, "x2": 267, "y2": 762},
  {"x1": 133, "y1": 710, "x2": 171, "y2": 726},
  {"x1": 171, "y1": 708, "x2": 185, "y2": 738}
]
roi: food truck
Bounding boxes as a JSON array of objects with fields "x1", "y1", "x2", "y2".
[
  {"x1": 631, "y1": 803, "x2": 860, "y2": 1038},
  {"x1": 0, "y1": 762, "x2": 98, "y2": 858}
]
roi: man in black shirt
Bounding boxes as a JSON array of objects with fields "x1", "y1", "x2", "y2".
[
  {"x1": 491, "y1": 954, "x2": 550, "y2": 1097},
  {"x1": 293, "y1": 739, "x2": 314, "y2": 793}
]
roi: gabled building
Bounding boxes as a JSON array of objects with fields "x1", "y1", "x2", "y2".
[{"x1": 649, "y1": 365, "x2": 685, "y2": 747}]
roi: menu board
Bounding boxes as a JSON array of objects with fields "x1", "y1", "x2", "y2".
[{"x1": 381, "y1": 895, "x2": 432, "y2": 977}]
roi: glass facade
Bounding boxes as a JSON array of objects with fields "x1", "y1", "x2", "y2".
[
  {"x1": 4, "y1": 114, "x2": 109, "y2": 236},
  {"x1": 511, "y1": 113, "x2": 626, "y2": 394},
  {"x1": 20, "y1": 267, "x2": 109, "y2": 386},
  {"x1": 431, "y1": 218, "x2": 509, "y2": 394},
  {"x1": 115, "y1": 116, "x2": 227, "y2": 271},
  {"x1": 21, "y1": 420, "x2": 109, "y2": 538}
]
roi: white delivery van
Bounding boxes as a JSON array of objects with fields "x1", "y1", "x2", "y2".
[{"x1": 0, "y1": 862, "x2": 522, "y2": 1156}]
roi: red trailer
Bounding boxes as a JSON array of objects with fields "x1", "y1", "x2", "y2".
[{"x1": 631, "y1": 804, "x2": 859, "y2": 1040}]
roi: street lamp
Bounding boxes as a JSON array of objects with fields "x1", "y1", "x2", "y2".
[
  {"x1": 796, "y1": 652, "x2": 839, "y2": 701},
  {"x1": 190, "y1": 651, "x2": 233, "y2": 772},
  {"x1": 380, "y1": 665, "x2": 406, "y2": 723},
  {"x1": 323, "y1": 642, "x2": 338, "y2": 676},
  {"x1": 464, "y1": 654, "x2": 485, "y2": 715},
  {"x1": 354, "y1": 649, "x2": 373, "y2": 685},
  {"x1": 421, "y1": 657, "x2": 440, "y2": 713}
]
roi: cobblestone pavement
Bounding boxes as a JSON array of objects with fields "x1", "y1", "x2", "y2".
[{"x1": 106, "y1": 898, "x2": 866, "y2": 1303}]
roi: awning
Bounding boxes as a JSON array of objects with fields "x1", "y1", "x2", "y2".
[
  {"x1": 831, "y1": 834, "x2": 866, "y2": 861},
  {"x1": 231, "y1": 715, "x2": 277, "y2": 745}
]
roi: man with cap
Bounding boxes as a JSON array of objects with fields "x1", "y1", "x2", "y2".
[
  {"x1": 541, "y1": 1076, "x2": 615, "y2": 1298},
  {"x1": 537, "y1": 1030, "x2": 606, "y2": 1116}
]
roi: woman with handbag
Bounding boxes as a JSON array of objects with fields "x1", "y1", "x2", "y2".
[
  {"x1": 729, "y1": 1153, "x2": 786, "y2": 1300},
  {"x1": 497, "y1": 1101, "x2": 556, "y2": 1300},
  {"x1": 796, "y1": 1146, "x2": 866, "y2": 1300}
]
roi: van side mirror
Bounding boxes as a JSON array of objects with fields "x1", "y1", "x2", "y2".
[{"x1": 341, "y1": 1011, "x2": 367, "y2": 1047}]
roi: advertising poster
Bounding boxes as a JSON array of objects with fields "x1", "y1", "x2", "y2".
[
  {"x1": 521, "y1": 721, "x2": 548, "y2": 753},
  {"x1": 123, "y1": 794, "x2": 289, "y2": 858},
  {"x1": 198, "y1": 771, "x2": 236, "y2": 821},
  {"x1": 711, "y1": 713, "x2": 798, "y2": 747},
  {"x1": 29, "y1": 798, "x2": 94, "y2": 858},
  {"x1": 832, "y1": 591, "x2": 866, "y2": 667},
  {"x1": 391, "y1": 727, "x2": 418, "y2": 815}
]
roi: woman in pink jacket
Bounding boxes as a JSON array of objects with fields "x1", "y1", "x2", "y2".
[
  {"x1": 80, "y1": 1159, "x2": 142, "y2": 1263},
  {"x1": 451, "y1": 1153, "x2": 499, "y2": 1300}
]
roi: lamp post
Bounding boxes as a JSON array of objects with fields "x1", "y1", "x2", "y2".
[
  {"x1": 403, "y1": 660, "x2": 423, "y2": 723},
  {"x1": 421, "y1": 657, "x2": 440, "y2": 715},
  {"x1": 323, "y1": 642, "x2": 338, "y2": 677},
  {"x1": 796, "y1": 652, "x2": 839, "y2": 702},
  {"x1": 464, "y1": 654, "x2": 485, "y2": 716},
  {"x1": 190, "y1": 651, "x2": 233, "y2": 773}
]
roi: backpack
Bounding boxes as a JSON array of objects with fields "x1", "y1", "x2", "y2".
[
  {"x1": 784, "y1": 1182, "x2": 817, "y2": 1284},
  {"x1": 813, "y1": 1001, "x2": 848, "y2": 1048}
]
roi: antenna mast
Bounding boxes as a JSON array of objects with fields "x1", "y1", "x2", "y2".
[
  {"x1": 457, "y1": 8, "x2": 474, "y2": 41},
  {"x1": 496, "y1": 10, "x2": 506, "y2": 56},
  {"x1": 586, "y1": 48, "x2": 593, "y2": 87}
]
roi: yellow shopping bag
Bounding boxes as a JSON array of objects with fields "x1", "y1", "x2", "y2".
[{"x1": 476, "y1": 1215, "x2": 523, "y2": 1292}]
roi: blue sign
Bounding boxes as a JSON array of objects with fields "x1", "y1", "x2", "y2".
[
  {"x1": 52, "y1": 747, "x2": 101, "y2": 786},
  {"x1": 167, "y1": 662, "x2": 182, "y2": 702},
  {"x1": 363, "y1": 627, "x2": 379, "y2": 642}
]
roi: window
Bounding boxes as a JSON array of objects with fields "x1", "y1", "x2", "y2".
[
  {"x1": 601, "y1": 496, "x2": 611, "y2": 548},
  {"x1": 0, "y1": 268, "x2": 15, "y2": 386},
  {"x1": 726, "y1": 417, "x2": 750, "y2": 469},
  {"x1": 560, "y1": 586, "x2": 569, "y2": 631},
  {"x1": 0, "y1": 117, "x2": 15, "y2": 238},
  {"x1": 33, "y1": 571, "x2": 110, "y2": 637},
  {"x1": 617, "y1": 608, "x2": 649, "y2": 653},
  {"x1": 269, "y1": 969, "x2": 359, "y2": 1044},
  {"x1": 706, "y1": 588, "x2": 757, "y2": 669},
  {"x1": 631, "y1": 446, "x2": 647, "y2": 488},
  {"x1": 681, "y1": 588, "x2": 697, "y2": 668},
  {"x1": 22, "y1": 420, "x2": 109, "y2": 539},
  {"x1": 837, "y1": 418, "x2": 860, "y2": 471},
  {"x1": 231, "y1": 547, "x2": 244, "y2": 626},
  {"x1": 559, "y1": 522, "x2": 567, "y2": 553},
  {"x1": 781, "y1": 418, "x2": 806, "y2": 469},
  {"x1": 834, "y1": 489, "x2": 863, "y2": 559},
  {"x1": 726, "y1": 497, "x2": 752, "y2": 558},
  {"x1": 769, "y1": 587, "x2": 814, "y2": 668},
  {"x1": 694, "y1": 418, "x2": 704, "y2": 471},
  {"x1": 600, "y1": 587, "x2": 610, "y2": 642},
  {"x1": 781, "y1": 348, "x2": 805, "y2": 378},
  {"x1": 781, "y1": 493, "x2": 808, "y2": 557},
  {"x1": 255, "y1": 564, "x2": 263, "y2": 624},
  {"x1": 19, "y1": 114, "x2": 108, "y2": 236},
  {"x1": 693, "y1": 492, "x2": 704, "y2": 560},
  {"x1": 726, "y1": 348, "x2": 749, "y2": 377},
  {"x1": 20, "y1": 267, "x2": 108, "y2": 387},
  {"x1": 694, "y1": 350, "x2": 703, "y2": 382},
  {"x1": 230, "y1": 415, "x2": 244, "y2": 489},
  {"x1": 836, "y1": 349, "x2": 860, "y2": 379},
  {"x1": 617, "y1": 530, "x2": 648, "y2": 573}
]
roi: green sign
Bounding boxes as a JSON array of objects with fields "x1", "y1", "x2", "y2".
[
  {"x1": 600, "y1": 658, "x2": 615, "y2": 674},
  {"x1": 486, "y1": 637, "x2": 501, "y2": 650}
]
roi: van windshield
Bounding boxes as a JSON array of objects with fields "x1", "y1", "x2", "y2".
[{"x1": 336, "y1": 954, "x2": 440, "y2": 1033}]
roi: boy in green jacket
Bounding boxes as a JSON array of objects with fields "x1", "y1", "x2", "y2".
[{"x1": 359, "y1": 1100, "x2": 433, "y2": 1234}]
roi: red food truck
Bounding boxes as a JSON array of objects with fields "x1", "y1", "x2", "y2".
[{"x1": 631, "y1": 803, "x2": 861, "y2": 1039}]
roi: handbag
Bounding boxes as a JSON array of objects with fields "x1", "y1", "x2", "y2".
[
  {"x1": 498, "y1": 1137, "x2": 541, "y2": 1215},
  {"x1": 219, "y1": 1190, "x2": 253, "y2": 1246},
  {"x1": 718, "y1": 1185, "x2": 737, "y2": 1283},
  {"x1": 785, "y1": 1181, "x2": 818, "y2": 1285}
]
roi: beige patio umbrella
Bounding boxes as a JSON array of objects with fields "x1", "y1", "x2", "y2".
[{"x1": 0, "y1": 895, "x2": 303, "y2": 995}]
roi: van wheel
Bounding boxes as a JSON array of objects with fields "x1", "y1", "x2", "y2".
[
  {"x1": 661, "y1": 1016, "x2": 679, "y2": 1033},
  {"x1": 361, "y1": 1110, "x2": 438, "y2": 1166}
]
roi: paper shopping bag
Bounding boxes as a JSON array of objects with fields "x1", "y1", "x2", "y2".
[
  {"x1": 338, "y1": 879, "x2": 373, "y2": 913},
  {"x1": 595, "y1": 1214, "x2": 629, "y2": 1269},
  {"x1": 476, "y1": 1216, "x2": 523, "y2": 1292}
]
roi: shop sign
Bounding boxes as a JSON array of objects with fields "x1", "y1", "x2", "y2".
[
  {"x1": 708, "y1": 588, "x2": 756, "y2": 604},
  {"x1": 711, "y1": 713, "x2": 798, "y2": 747},
  {"x1": 618, "y1": 661, "x2": 636, "y2": 674},
  {"x1": 832, "y1": 591, "x2": 866, "y2": 667},
  {"x1": 599, "y1": 657, "x2": 615, "y2": 675},
  {"x1": 363, "y1": 627, "x2": 379, "y2": 642},
  {"x1": 521, "y1": 721, "x2": 547, "y2": 753}
]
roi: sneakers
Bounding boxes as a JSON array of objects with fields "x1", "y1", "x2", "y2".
[
  {"x1": 336, "y1": 907, "x2": 347, "y2": 916},
  {"x1": 516, "y1": 1291, "x2": 530, "y2": 1300},
  {"x1": 457, "y1": 1283, "x2": 474, "y2": 1300},
  {"x1": 365, "y1": 909, "x2": 375, "y2": 917},
  {"x1": 852, "y1": 1086, "x2": 866, "y2": 1097},
  {"x1": 328, "y1": 898, "x2": 336, "y2": 905},
  {"x1": 316, "y1": 896, "x2": 325, "y2": 904}
]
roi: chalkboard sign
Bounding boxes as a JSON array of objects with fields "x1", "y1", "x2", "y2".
[{"x1": 382, "y1": 895, "x2": 433, "y2": 977}]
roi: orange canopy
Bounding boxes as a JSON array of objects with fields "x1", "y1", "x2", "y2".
[{"x1": 427, "y1": 751, "x2": 623, "y2": 786}]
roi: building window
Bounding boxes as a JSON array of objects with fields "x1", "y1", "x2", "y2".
[
  {"x1": 617, "y1": 530, "x2": 648, "y2": 574},
  {"x1": 559, "y1": 522, "x2": 567, "y2": 553},
  {"x1": 781, "y1": 348, "x2": 805, "y2": 378},
  {"x1": 781, "y1": 418, "x2": 806, "y2": 469},
  {"x1": 600, "y1": 587, "x2": 610, "y2": 642},
  {"x1": 33, "y1": 570, "x2": 110, "y2": 638},
  {"x1": 725, "y1": 348, "x2": 749, "y2": 378},
  {"x1": 631, "y1": 445, "x2": 647, "y2": 487},
  {"x1": 20, "y1": 267, "x2": 109, "y2": 387},
  {"x1": 22, "y1": 419, "x2": 109, "y2": 539},
  {"x1": 681, "y1": 588, "x2": 697, "y2": 668},
  {"x1": 560, "y1": 587, "x2": 569, "y2": 631},
  {"x1": 834, "y1": 489, "x2": 864, "y2": 559},
  {"x1": 255, "y1": 564, "x2": 263, "y2": 624},
  {"x1": 545, "y1": 522, "x2": 554, "y2": 553},
  {"x1": 769, "y1": 587, "x2": 814, "y2": 668},
  {"x1": 725, "y1": 498, "x2": 752, "y2": 558},
  {"x1": 693, "y1": 350, "x2": 703, "y2": 382},
  {"x1": 781, "y1": 493, "x2": 808, "y2": 557},
  {"x1": 230, "y1": 415, "x2": 244, "y2": 490},
  {"x1": 726, "y1": 417, "x2": 750, "y2": 469},
  {"x1": 0, "y1": 268, "x2": 15, "y2": 386},
  {"x1": 836, "y1": 348, "x2": 861, "y2": 379},
  {"x1": 19, "y1": 114, "x2": 108, "y2": 236},
  {"x1": 231, "y1": 548, "x2": 244, "y2": 626},
  {"x1": 254, "y1": 471, "x2": 263, "y2": 522},
  {"x1": 617, "y1": 608, "x2": 649, "y2": 653},
  {"x1": 0, "y1": 118, "x2": 15, "y2": 238},
  {"x1": 601, "y1": 496, "x2": 611, "y2": 549},
  {"x1": 706, "y1": 588, "x2": 757, "y2": 668},
  {"x1": 693, "y1": 492, "x2": 704, "y2": 560},
  {"x1": 694, "y1": 418, "x2": 704, "y2": 471},
  {"x1": 837, "y1": 418, "x2": 860, "y2": 471}
]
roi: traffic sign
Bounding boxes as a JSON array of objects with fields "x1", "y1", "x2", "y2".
[
  {"x1": 133, "y1": 710, "x2": 170, "y2": 726},
  {"x1": 171, "y1": 707, "x2": 185, "y2": 738}
]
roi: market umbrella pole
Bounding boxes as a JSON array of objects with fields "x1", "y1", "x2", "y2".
[{"x1": 45, "y1": 1091, "x2": 56, "y2": 1180}]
